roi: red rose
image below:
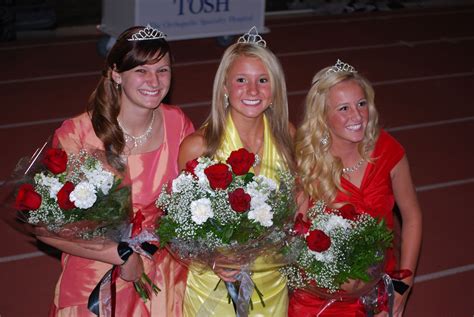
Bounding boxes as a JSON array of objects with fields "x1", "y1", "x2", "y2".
[
  {"x1": 339, "y1": 204, "x2": 359, "y2": 221},
  {"x1": 43, "y1": 148, "x2": 68, "y2": 174},
  {"x1": 131, "y1": 209, "x2": 145, "y2": 238},
  {"x1": 15, "y1": 184, "x2": 42, "y2": 211},
  {"x1": 228, "y1": 188, "x2": 251, "y2": 213},
  {"x1": 204, "y1": 163, "x2": 233, "y2": 190},
  {"x1": 185, "y1": 158, "x2": 199, "y2": 176},
  {"x1": 226, "y1": 148, "x2": 255, "y2": 176},
  {"x1": 57, "y1": 181, "x2": 76, "y2": 210},
  {"x1": 306, "y1": 229, "x2": 331, "y2": 252},
  {"x1": 293, "y1": 213, "x2": 311, "y2": 236}
]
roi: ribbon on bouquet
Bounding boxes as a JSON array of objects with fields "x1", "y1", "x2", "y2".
[
  {"x1": 224, "y1": 267, "x2": 256, "y2": 317},
  {"x1": 87, "y1": 210, "x2": 160, "y2": 316},
  {"x1": 196, "y1": 265, "x2": 263, "y2": 317},
  {"x1": 316, "y1": 273, "x2": 395, "y2": 317},
  {"x1": 87, "y1": 241, "x2": 158, "y2": 317},
  {"x1": 360, "y1": 273, "x2": 395, "y2": 317}
]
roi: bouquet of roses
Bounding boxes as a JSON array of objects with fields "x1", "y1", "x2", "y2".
[
  {"x1": 281, "y1": 200, "x2": 393, "y2": 297},
  {"x1": 12, "y1": 146, "x2": 130, "y2": 239},
  {"x1": 156, "y1": 148, "x2": 296, "y2": 314},
  {"x1": 2, "y1": 143, "x2": 159, "y2": 315}
]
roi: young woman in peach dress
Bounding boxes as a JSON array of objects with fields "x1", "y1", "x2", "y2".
[{"x1": 40, "y1": 25, "x2": 194, "y2": 316}]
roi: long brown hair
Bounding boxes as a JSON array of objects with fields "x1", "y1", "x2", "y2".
[{"x1": 88, "y1": 26, "x2": 171, "y2": 167}]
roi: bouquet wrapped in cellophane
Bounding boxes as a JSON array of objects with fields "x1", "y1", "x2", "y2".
[
  {"x1": 155, "y1": 148, "x2": 296, "y2": 315},
  {"x1": 280, "y1": 200, "x2": 394, "y2": 314},
  {"x1": 0, "y1": 141, "x2": 159, "y2": 316}
]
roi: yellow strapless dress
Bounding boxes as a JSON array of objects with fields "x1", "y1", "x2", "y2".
[{"x1": 183, "y1": 114, "x2": 288, "y2": 316}]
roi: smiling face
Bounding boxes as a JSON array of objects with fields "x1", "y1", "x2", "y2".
[
  {"x1": 112, "y1": 52, "x2": 171, "y2": 111},
  {"x1": 224, "y1": 55, "x2": 272, "y2": 121},
  {"x1": 326, "y1": 79, "x2": 369, "y2": 148}
]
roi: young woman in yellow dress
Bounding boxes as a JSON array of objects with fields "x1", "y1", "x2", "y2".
[{"x1": 178, "y1": 27, "x2": 295, "y2": 316}]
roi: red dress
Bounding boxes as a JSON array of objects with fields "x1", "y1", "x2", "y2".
[{"x1": 289, "y1": 130, "x2": 405, "y2": 317}]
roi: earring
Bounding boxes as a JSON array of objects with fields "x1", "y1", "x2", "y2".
[
  {"x1": 114, "y1": 81, "x2": 120, "y2": 89},
  {"x1": 268, "y1": 102, "x2": 273, "y2": 109},
  {"x1": 320, "y1": 132, "x2": 329, "y2": 146},
  {"x1": 224, "y1": 93, "x2": 229, "y2": 108}
]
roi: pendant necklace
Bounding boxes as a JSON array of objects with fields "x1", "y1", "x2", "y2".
[{"x1": 117, "y1": 111, "x2": 155, "y2": 148}]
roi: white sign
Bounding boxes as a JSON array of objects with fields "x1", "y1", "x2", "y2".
[{"x1": 100, "y1": 0, "x2": 266, "y2": 40}]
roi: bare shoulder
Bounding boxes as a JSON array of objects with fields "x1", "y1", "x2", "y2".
[{"x1": 178, "y1": 129, "x2": 207, "y2": 169}]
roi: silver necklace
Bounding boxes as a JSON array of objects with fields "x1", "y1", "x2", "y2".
[
  {"x1": 342, "y1": 158, "x2": 365, "y2": 174},
  {"x1": 117, "y1": 111, "x2": 155, "y2": 148}
]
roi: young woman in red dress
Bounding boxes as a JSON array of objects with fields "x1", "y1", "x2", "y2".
[{"x1": 290, "y1": 60, "x2": 422, "y2": 317}]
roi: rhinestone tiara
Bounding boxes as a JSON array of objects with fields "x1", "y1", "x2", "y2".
[
  {"x1": 326, "y1": 59, "x2": 357, "y2": 75},
  {"x1": 127, "y1": 24, "x2": 166, "y2": 41},
  {"x1": 237, "y1": 26, "x2": 267, "y2": 48}
]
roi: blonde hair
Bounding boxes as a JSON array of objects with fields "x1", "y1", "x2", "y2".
[
  {"x1": 203, "y1": 42, "x2": 295, "y2": 171},
  {"x1": 296, "y1": 67, "x2": 379, "y2": 205}
]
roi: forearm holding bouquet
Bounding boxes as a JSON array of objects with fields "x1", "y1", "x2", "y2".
[
  {"x1": 281, "y1": 200, "x2": 395, "y2": 315},
  {"x1": 2, "y1": 142, "x2": 159, "y2": 316},
  {"x1": 156, "y1": 148, "x2": 296, "y2": 316}
]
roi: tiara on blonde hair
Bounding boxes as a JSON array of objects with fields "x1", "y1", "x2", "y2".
[
  {"x1": 237, "y1": 26, "x2": 267, "y2": 48},
  {"x1": 326, "y1": 59, "x2": 357, "y2": 75},
  {"x1": 127, "y1": 24, "x2": 166, "y2": 41}
]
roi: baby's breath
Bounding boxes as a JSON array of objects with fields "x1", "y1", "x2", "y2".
[
  {"x1": 155, "y1": 156, "x2": 296, "y2": 260},
  {"x1": 281, "y1": 201, "x2": 393, "y2": 293},
  {"x1": 22, "y1": 150, "x2": 130, "y2": 239}
]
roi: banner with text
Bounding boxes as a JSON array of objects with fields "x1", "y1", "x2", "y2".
[{"x1": 101, "y1": 0, "x2": 266, "y2": 40}]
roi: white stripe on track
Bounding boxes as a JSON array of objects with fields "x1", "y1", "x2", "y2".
[
  {"x1": 2, "y1": 36, "x2": 474, "y2": 85},
  {"x1": 0, "y1": 71, "x2": 100, "y2": 85},
  {"x1": 278, "y1": 36, "x2": 474, "y2": 58},
  {"x1": 414, "y1": 264, "x2": 474, "y2": 283},
  {"x1": 268, "y1": 8, "x2": 474, "y2": 28},
  {"x1": 0, "y1": 251, "x2": 45, "y2": 263},
  {"x1": 0, "y1": 39, "x2": 97, "y2": 51},
  {"x1": 386, "y1": 116, "x2": 474, "y2": 133},
  {"x1": 416, "y1": 178, "x2": 474, "y2": 192},
  {"x1": 0, "y1": 117, "x2": 68, "y2": 129},
  {"x1": 373, "y1": 72, "x2": 474, "y2": 86}
]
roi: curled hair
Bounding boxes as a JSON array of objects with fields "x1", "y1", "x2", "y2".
[
  {"x1": 296, "y1": 67, "x2": 379, "y2": 205},
  {"x1": 202, "y1": 43, "x2": 295, "y2": 171},
  {"x1": 87, "y1": 26, "x2": 171, "y2": 168}
]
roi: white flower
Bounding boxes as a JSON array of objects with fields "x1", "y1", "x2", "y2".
[
  {"x1": 190, "y1": 198, "x2": 214, "y2": 225},
  {"x1": 309, "y1": 248, "x2": 335, "y2": 263},
  {"x1": 256, "y1": 175, "x2": 278, "y2": 192},
  {"x1": 70, "y1": 181, "x2": 97, "y2": 209},
  {"x1": 248, "y1": 203, "x2": 273, "y2": 227},
  {"x1": 194, "y1": 163, "x2": 210, "y2": 189},
  {"x1": 82, "y1": 166, "x2": 114, "y2": 195},
  {"x1": 246, "y1": 176, "x2": 277, "y2": 199},
  {"x1": 36, "y1": 173, "x2": 63, "y2": 199},
  {"x1": 172, "y1": 174, "x2": 194, "y2": 193},
  {"x1": 320, "y1": 214, "x2": 351, "y2": 233},
  {"x1": 249, "y1": 193, "x2": 267, "y2": 209}
]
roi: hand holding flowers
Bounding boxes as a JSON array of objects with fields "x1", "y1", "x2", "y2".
[
  {"x1": 4, "y1": 145, "x2": 159, "y2": 315},
  {"x1": 156, "y1": 148, "x2": 296, "y2": 314},
  {"x1": 12, "y1": 147, "x2": 130, "y2": 239},
  {"x1": 281, "y1": 200, "x2": 393, "y2": 296}
]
